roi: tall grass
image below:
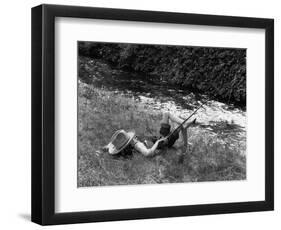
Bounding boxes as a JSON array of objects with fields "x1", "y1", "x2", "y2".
[{"x1": 78, "y1": 82, "x2": 246, "y2": 187}]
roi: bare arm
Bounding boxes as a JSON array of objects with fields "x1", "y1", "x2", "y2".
[{"x1": 133, "y1": 138, "x2": 166, "y2": 157}]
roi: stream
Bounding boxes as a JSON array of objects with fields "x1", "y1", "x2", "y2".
[{"x1": 80, "y1": 58, "x2": 246, "y2": 151}]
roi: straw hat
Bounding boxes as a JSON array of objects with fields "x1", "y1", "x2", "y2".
[{"x1": 106, "y1": 130, "x2": 136, "y2": 155}]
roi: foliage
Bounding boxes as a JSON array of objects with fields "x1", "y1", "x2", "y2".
[{"x1": 79, "y1": 42, "x2": 246, "y2": 105}]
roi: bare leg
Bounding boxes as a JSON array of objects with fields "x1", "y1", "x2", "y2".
[
  {"x1": 165, "y1": 112, "x2": 194, "y2": 129},
  {"x1": 180, "y1": 126, "x2": 188, "y2": 151},
  {"x1": 161, "y1": 111, "x2": 169, "y2": 124}
]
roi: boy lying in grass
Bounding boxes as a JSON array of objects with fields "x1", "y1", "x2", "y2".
[{"x1": 103, "y1": 112, "x2": 196, "y2": 157}]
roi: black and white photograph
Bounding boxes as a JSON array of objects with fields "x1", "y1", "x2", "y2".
[
  {"x1": 30, "y1": 3, "x2": 274, "y2": 226},
  {"x1": 78, "y1": 41, "x2": 247, "y2": 187}
]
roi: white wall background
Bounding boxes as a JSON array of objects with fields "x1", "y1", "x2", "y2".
[{"x1": 0, "y1": 0, "x2": 279, "y2": 228}]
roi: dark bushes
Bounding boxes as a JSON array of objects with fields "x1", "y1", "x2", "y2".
[{"x1": 79, "y1": 42, "x2": 246, "y2": 105}]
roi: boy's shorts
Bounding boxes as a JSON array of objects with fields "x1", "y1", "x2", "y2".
[{"x1": 158, "y1": 123, "x2": 179, "y2": 148}]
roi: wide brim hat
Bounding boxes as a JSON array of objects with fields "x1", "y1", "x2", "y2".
[{"x1": 106, "y1": 129, "x2": 136, "y2": 155}]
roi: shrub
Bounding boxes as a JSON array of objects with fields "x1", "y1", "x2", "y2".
[{"x1": 78, "y1": 42, "x2": 246, "y2": 105}]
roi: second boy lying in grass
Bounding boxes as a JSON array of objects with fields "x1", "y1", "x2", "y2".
[{"x1": 103, "y1": 111, "x2": 196, "y2": 157}]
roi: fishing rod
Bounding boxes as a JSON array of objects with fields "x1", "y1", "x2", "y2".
[{"x1": 165, "y1": 102, "x2": 205, "y2": 140}]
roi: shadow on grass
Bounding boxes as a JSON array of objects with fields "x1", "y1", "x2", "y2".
[{"x1": 18, "y1": 213, "x2": 30, "y2": 222}]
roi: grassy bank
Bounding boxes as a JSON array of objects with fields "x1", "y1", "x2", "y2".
[{"x1": 78, "y1": 82, "x2": 246, "y2": 187}]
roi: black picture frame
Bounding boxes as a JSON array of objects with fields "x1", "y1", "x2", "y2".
[{"x1": 31, "y1": 4, "x2": 274, "y2": 225}]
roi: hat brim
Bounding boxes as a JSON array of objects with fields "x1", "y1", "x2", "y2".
[{"x1": 108, "y1": 131, "x2": 136, "y2": 155}]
